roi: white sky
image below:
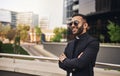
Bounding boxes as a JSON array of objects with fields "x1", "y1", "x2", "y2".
[{"x1": 0, "y1": 0, "x2": 64, "y2": 29}]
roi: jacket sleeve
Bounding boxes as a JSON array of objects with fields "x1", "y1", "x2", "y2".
[
  {"x1": 58, "y1": 43, "x2": 72, "y2": 71},
  {"x1": 59, "y1": 61, "x2": 72, "y2": 71},
  {"x1": 62, "y1": 40, "x2": 99, "y2": 69}
]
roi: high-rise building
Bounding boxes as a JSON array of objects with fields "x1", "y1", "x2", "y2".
[
  {"x1": 0, "y1": 9, "x2": 17, "y2": 28},
  {"x1": 39, "y1": 18, "x2": 49, "y2": 29},
  {"x1": 0, "y1": 9, "x2": 11, "y2": 26},
  {"x1": 63, "y1": 0, "x2": 120, "y2": 42},
  {"x1": 64, "y1": 0, "x2": 95, "y2": 21},
  {"x1": 11, "y1": 11, "x2": 17, "y2": 28},
  {"x1": 17, "y1": 12, "x2": 39, "y2": 27}
]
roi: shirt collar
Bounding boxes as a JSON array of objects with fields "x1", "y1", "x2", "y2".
[
  {"x1": 75, "y1": 33, "x2": 87, "y2": 40},
  {"x1": 76, "y1": 36, "x2": 80, "y2": 39}
]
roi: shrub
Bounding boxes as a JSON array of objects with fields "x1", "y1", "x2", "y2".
[{"x1": 107, "y1": 21, "x2": 120, "y2": 43}]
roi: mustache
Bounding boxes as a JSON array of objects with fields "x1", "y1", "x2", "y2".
[{"x1": 70, "y1": 26, "x2": 79, "y2": 29}]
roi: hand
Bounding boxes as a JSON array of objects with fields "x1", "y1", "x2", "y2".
[
  {"x1": 59, "y1": 53, "x2": 67, "y2": 62},
  {"x1": 78, "y1": 52, "x2": 83, "y2": 58}
]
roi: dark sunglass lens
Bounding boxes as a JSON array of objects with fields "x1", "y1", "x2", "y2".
[
  {"x1": 74, "y1": 21, "x2": 79, "y2": 26},
  {"x1": 68, "y1": 22, "x2": 72, "y2": 26}
]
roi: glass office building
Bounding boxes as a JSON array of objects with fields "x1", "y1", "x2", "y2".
[
  {"x1": 11, "y1": 11, "x2": 17, "y2": 28},
  {"x1": 64, "y1": 0, "x2": 120, "y2": 42}
]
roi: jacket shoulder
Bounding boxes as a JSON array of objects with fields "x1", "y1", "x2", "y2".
[
  {"x1": 87, "y1": 35, "x2": 99, "y2": 42},
  {"x1": 67, "y1": 39, "x2": 75, "y2": 44}
]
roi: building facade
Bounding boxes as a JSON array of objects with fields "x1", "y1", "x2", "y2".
[
  {"x1": 0, "y1": 9, "x2": 11, "y2": 26},
  {"x1": 16, "y1": 12, "x2": 39, "y2": 42},
  {"x1": 0, "y1": 9, "x2": 40, "y2": 43},
  {"x1": 0, "y1": 9, "x2": 18, "y2": 28},
  {"x1": 64, "y1": 0, "x2": 120, "y2": 42},
  {"x1": 17, "y1": 12, "x2": 39, "y2": 27},
  {"x1": 11, "y1": 11, "x2": 17, "y2": 28},
  {"x1": 39, "y1": 18, "x2": 49, "y2": 29}
]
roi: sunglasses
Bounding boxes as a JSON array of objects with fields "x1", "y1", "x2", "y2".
[{"x1": 67, "y1": 20, "x2": 79, "y2": 27}]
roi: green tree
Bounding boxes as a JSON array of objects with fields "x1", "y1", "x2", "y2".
[
  {"x1": 51, "y1": 27, "x2": 67, "y2": 42},
  {"x1": 13, "y1": 34, "x2": 20, "y2": 54},
  {"x1": 20, "y1": 30, "x2": 28, "y2": 42},
  {"x1": 0, "y1": 23, "x2": 2, "y2": 35},
  {"x1": 0, "y1": 23, "x2": 3, "y2": 38},
  {"x1": 52, "y1": 33, "x2": 62, "y2": 42},
  {"x1": 0, "y1": 24, "x2": 11, "y2": 39},
  {"x1": 35, "y1": 26, "x2": 42, "y2": 36},
  {"x1": 17, "y1": 24, "x2": 30, "y2": 42},
  {"x1": 6, "y1": 29, "x2": 16, "y2": 43},
  {"x1": 107, "y1": 21, "x2": 120, "y2": 43},
  {"x1": 35, "y1": 26, "x2": 42, "y2": 43}
]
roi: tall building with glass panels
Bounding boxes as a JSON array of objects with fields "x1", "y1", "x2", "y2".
[
  {"x1": 17, "y1": 12, "x2": 39, "y2": 28},
  {"x1": 11, "y1": 11, "x2": 17, "y2": 28},
  {"x1": 64, "y1": 0, "x2": 120, "y2": 42}
]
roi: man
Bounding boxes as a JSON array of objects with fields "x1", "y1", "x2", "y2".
[{"x1": 59, "y1": 14, "x2": 99, "y2": 76}]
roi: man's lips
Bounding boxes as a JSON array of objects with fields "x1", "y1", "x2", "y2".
[{"x1": 72, "y1": 28, "x2": 77, "y2": 33}]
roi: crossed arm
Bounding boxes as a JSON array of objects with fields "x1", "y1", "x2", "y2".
[
  {"x1": 59, "y1": 40, "x2": 99, "y2": 70},
  {"x1": 59, "y1": 52, "x2": 83, "y2": 62}
]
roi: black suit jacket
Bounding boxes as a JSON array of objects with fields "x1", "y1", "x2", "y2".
[{"x1": 59, "y1": 33, "x2": 99, "y2": 76}]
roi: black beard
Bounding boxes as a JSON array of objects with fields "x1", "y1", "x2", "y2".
[{"x1": 74, "y1": 25, "x2": 84, "y2": 36}]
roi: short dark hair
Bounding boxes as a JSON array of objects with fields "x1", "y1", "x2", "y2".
[
  {"x1": 72, "y1": 13, "x2": 89, "y2": 30},
  {"x1": 72, "y1": 13, "x2": 87, "y2": 21}
]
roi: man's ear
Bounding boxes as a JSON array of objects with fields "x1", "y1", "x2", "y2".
[
  {"x1": 83, "y1": 23, "x2": 88, "y2": 28},
  {"x1": 84, "y1": 23, "x2": 90, "y2": 30}
]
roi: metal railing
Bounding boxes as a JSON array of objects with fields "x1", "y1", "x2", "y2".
[
  {"x1": 0, "y1": 53, "x2": 120, "y2": 69},
  {"x1": 0, "y1": 53, "x2": 58, "y2": 61}
]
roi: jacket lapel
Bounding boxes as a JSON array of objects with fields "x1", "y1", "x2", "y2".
[{"x1": 68, "y1": 40, "x2": 76, "y2": 59}]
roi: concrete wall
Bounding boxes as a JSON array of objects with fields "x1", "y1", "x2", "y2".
[
  {"x1": 43, "y1": 42, "x2": 120, "y2": 65},
  {"x1": 97, "y1": 46, "x2": 120, "y2": 65},
  {"x1": 43, "y1": 42, "x2": 66, "y2": 56}
]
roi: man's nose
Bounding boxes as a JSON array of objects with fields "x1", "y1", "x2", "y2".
[
  {"x1": 71, "y1": 23, "x2": 75, "y2": 27},
  {"x1": 71, "y1": 24, "x2": 76, "y2": 29}
]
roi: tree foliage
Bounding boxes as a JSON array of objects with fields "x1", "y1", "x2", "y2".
[
  {"x1": 13, "y1": 34, "x2": 21, "y2": 54},
  {"x1": 0, "y1": 23, "x2": 12, "y2": 42},
  {"x1": 107, "y1": 21, "x2": 120, "y2": 42},
  {"x1": 17, "y1": 24, "x2": 30, "y2": 41},
  {"x1": 0, "y1": 24, "x2": 11, "y2": 38},
  {"x1": 51, "y1": 27, "x2": 67, "y2": 42},
  {"x1": 35, "y1": 26, "x2": 42, "y2": 36},
  {"x1": 6, "y1": 29, "x2": 16, "y2": 42}
]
